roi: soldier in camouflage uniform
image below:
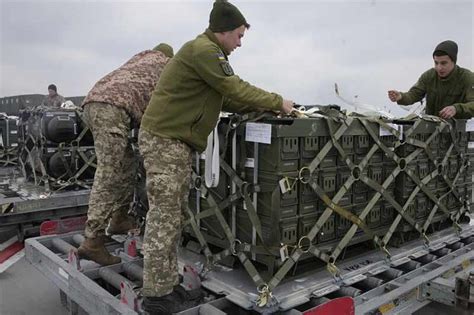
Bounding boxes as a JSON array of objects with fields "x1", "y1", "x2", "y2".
[
  {"x1": 388, "y1": 40, "x2": 474, "y2": 119},
  {"x1": 41, "y1": 84, "x2": 65, "y2": 107},
  {"x1": 139, "y1": 1, "x2": 294, "y2": 313},
  {"x1": 77, "y1": 43, "x2": 173, "y2": 266}
]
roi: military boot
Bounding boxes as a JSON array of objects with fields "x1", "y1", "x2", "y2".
[
  {"x1": 142, "y1": 287, "x2": 202, "y2": 315},
  {"x1": 77, "y1": 236, "x2": 121, "y2": 266},
  {"x1": 106, "y1": 213, "x2": 137, "y2": 235}
]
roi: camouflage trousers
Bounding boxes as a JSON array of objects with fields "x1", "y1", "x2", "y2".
[
  {"x1": 83, "y1": 102, "x2": 136, "y2": 238},
  {"x1": 139, "y1": 128, "x2": 192, "y2": 297}
]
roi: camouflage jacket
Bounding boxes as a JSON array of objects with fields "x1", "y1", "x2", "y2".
[
  {"x1": 398, "y1": 66, "x2": 474, "y2": 118},
  {"x1": 82, "y1": 50, "x2": 169, "y2": 124},
  {"x1": 141, "y1": 29, "x2": 282, "y2": 153},
  {"x1": 41, "y1": 94, "x2": 65, "y2": 107}
]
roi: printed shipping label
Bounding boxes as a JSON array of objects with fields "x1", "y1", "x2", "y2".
[
  {"x1": 245, "y1": 123, "x2": 272, "y2": 144},
  {"x1": 245, "y1": 158, "x2": 254, "y2": 168},
  {"x1": 466, "y1": 119, "x2": 474, "y2": 132},
  {"x1": 380, "y1": 123, "x2": 402, "y2": 139}
]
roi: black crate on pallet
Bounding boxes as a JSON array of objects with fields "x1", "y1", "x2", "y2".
[
  {"x1": 320, "y1": 213, "x2": 337, "y2": 243},
  {"x1": 354, "y1": 134, "x2": 371, "y2": 154},
  {"x1": 381, "y1": 203, "x2": 396, "y2": 226},
  {"x1": 319, "y1": 167, "x2": 337, "y2": 196},
  {"x1": 298, "y1": 212, "x2": 336, "y2": 244},
  {"x1": 340, "y1": 135, "x2": 355, "y2": 153},
  {"x1": 351, "y1": 203, "x2": 382, "y2": 229},
  {"x1": 236, "y1": 209, "x2": 298, "y2": 247},
  {"x1": 299, "y1": 177, "x2": 319, "y2": 204},
  {"x1": 298, "y1": 202, "x2": 319, "y2": 215},
  {"x1": 366, "y1": 202, "x2": 382, "y2": 228},
  {"x1": 188, "y1": 193, "x2": 232, "y2": 243},
  {"x1": 0, "y1": 117, "x2": 19, "y2": 148},
  {"x1": 301, "y1": 155, "x2": 337, "y2": 171},
  {"x1": 416, "y1": 195, "x2": 429, "y2": 219},
  {"x1": 251, "y1": 170, "x2": 299, "y2": 207},
  {"x1": 336, "y1": 166, "x2": 352, "y2": 193},
  {"x1": 336, "y1": 215, "x2": 352, "y2": 238},
  {"x1": 300, "y1": 136, "x2": 337, "y2": 159}
]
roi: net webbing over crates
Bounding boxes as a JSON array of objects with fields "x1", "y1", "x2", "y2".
[
  {"x1": 17, "y1": 108, "x2": 96, "y2": 192},
  {"x1": 169, "y1": 108, "x2": 474, "y2": 310}
]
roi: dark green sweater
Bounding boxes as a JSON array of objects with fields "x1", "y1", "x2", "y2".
[
  {"x1": 141, "y1": 29, "x2": 282, "y2": 152},
  {"x1": 398, "y1": 66, "x2": 474, "y2": 118}
]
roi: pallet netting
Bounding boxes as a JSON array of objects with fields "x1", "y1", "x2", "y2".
[
  {"x1": 178, "y1": 110, "x2": 473, "y2": 307},
  {"x1": 17, "y1": 108, "x2": 96, "y2": 192}
]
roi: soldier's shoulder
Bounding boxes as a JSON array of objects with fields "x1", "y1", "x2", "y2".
[
  {"x1": 457, "y1": 66, "x2": 474, "y2": 80},
  {"x1": 421, "y1": 68, "x2": 436, "y2": 78},
  {"x1": 192, "y1": 34, "x2": 220, "y2": 56}
]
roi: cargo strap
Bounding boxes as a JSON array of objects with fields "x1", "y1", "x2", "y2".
[
  {"x1": 0, "y1": 147, "x2": 18, "y2": 166},
  {"x1": 204, "y1": 123, "x2": 220, "y2": 188},
  {"x1": 184, "y1": 171, "x2": 269, "y2": 289}
]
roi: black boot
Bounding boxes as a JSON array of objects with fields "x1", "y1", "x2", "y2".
[{"x1": 142, "y1": 287, "x2": 201, "y2": 315}]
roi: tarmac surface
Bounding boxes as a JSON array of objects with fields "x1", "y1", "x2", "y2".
[{"x1": 0, "y1": 256, "x2": 66, "y2": 315}]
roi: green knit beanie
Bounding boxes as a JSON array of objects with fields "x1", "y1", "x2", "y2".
[
  {"x1": 433, "y1": 40, "x2": 458, "y2": 63},
  {"x1": 153, "y1": 43, "x2": 174, "y2": 58},
  {"x1": 209, "y1": 0, "x2": 250, "y2": 32}
]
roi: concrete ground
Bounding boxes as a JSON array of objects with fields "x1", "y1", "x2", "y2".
[{"x1": 0, "y1": 256, "x2": 66, "y2": 315}]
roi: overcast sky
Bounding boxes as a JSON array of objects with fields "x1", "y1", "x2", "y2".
[{"x1": 1, "y1": 0, "x2": 472, "y2": 115}]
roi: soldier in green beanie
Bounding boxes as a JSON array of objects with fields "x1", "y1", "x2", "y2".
[
  {"x1": 388, "y1": 40, "x2": 474, "y2": 119},
  {"x1": 139, "y1": 1, "x2": 294, "y2": 313}
]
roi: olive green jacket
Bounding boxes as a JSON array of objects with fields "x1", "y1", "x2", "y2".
[
  {"x1": 141, "y1": 29, "x2": 283, "y2": 152},
  {"x1": 397, "y1": 66, "x2": 474, "y2": 118}
]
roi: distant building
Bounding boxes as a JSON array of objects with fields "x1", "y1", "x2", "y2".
[{"x1": 0, "y1": 94, "x2": 85, "y2": 115}]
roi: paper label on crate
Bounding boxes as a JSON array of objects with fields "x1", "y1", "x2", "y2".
[
  {"x1": 468, "y1": 142, "x2": 474, "y2": 149},
  {"x1": 245, "y1": 158, "x2": 254, "y2": 168},
  {"x1": 279, "y1": 178, "x2": 290, "y2": 194},
  {"x1": 380, "y1": 123, "x2": 402, "y2": 139},
  {"x1": 11, "y1": 143, "x2": 18, "y2": 147},
  {"x1": 245, "y1": 122, "x2": 271, "y2": 144},
  {"x1": 280, "y1": 246, "x2": 289, "y2": 262},
  {"x1": 58, "y1": 267, "x2": 69, "y2": 280},
  {"x1": 10, "y1": 130, "x2": 17, "y2": 134},
  {"x1": 466, "y1": 119, "x2": 474, "y2": 132}
]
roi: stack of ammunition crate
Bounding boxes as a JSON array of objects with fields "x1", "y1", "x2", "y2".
[{"x1": 183, "y1": 113, "x2": 473, "y2": 280}]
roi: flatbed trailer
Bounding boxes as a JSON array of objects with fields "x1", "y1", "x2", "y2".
[
  {"x1": 25, "y1": 223, "x2": 474, "y2": 315},
  {"x1": 0, "y1": 169, "x2": 89, "y2": 239}
]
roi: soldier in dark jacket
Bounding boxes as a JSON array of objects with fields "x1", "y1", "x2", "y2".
[
  {"x1": 77, "y1": 43, "x2": 173, "y2": 266},
  {"x1": 41, "y1": 84, "x2": 65, "y2": 107},
  {"x1": 139, "y1": 1, "x2": 294, "y2": 313},
  {"x1": 388, "y1": 40, "x2": 474, "y2": 119}
]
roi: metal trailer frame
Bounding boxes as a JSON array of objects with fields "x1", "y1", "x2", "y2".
[
  {"x1": 0, "y1": 178, "x2": 89, "y2": 238},
  {"x1": 25, "y1": 223, "x2": 474, "y2": 315}
]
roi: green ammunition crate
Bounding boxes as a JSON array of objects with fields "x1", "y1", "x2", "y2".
[
  {"x1": 236, "y1": 209, "x2": 298, "y2": 246},
  {"x1": 381, "y1": 203, "x2": 396, "y2": 225}
]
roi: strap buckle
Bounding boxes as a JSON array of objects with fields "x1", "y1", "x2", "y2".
[{"x1": 256, "y1": 284, "x2": 272, "y2": 307}]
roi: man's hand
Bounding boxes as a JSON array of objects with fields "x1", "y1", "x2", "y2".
[
  {"x1": 388, "y1": 90, "x2": 402, "y2": 102},
  {"x1": 439, "y1": 106, "x2": 456, "y2": 119},
  {"x1": 281, "y1": 99, "x2": 294, "y2": 114}
]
